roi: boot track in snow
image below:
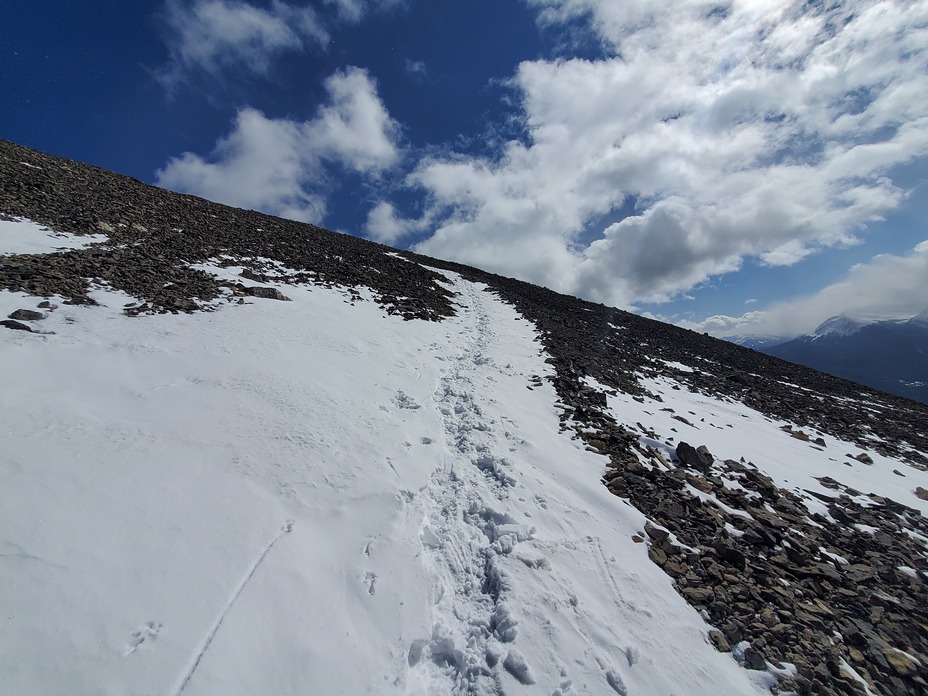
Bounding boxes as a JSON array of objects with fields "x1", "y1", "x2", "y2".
[{"x1": 413, "y1": 278, "x2": 536, "y2": 694}]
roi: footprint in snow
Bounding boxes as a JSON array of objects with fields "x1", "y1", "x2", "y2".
[
  {"x1": 393, "y1": 391, "x2": 421, "y2": 410},
  {"x1": 125, "y1": 622, "x2": 162, "y2": 655}
]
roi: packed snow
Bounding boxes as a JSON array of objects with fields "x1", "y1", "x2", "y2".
[
  {"x1": 4, "y1": 216, "x2": 926, "y2": 695},
  {"x1": 0, "y1": 216, "x2": 107, "y2": 254}
]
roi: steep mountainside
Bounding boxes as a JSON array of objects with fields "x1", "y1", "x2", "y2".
[
  {"x1": 765, "y1": 315, "x2": 928, "y2": 405},
  {"x1": 2, "y1": 139, "x2": 928, "y2": 696}
]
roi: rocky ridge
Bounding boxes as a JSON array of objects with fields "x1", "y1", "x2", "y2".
[
  {"x1": 0, "y1": 140, "x2": 455, "y2": 322},
  {"x1": 2, "y1": 139, "x2": 927, "y2": 694}
]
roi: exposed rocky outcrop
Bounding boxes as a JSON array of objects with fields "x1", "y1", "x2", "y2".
[{"x1": 0, "y1": 140, "x2": 456, "y2": 322}]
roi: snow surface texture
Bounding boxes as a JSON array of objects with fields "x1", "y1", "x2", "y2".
[
  {"x1": 0, "y1": 219, "x2": 771, "y2": 695},
  {"x1": 0, "y1": 216, "x2": 107, "y2": 254}
]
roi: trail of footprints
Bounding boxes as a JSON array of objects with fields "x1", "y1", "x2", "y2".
[{"x1": 378, "y1": 278, "x2": 635, "y2": 694}]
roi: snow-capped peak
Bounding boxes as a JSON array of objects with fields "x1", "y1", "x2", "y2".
[
  {"x1": 909, "y1": 307, "x2": 928, "y2": 327},
  {"x1": 808, "y1": 314, "x2": 867, "y2": 339}
]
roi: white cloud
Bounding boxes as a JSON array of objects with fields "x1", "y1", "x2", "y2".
[
  {"x1": 156, "y1": 67, "x2": 400, "y2": 221},
  {"x1": 679, "y1": 240, "x2": 928, "y2": 338},
  {"x1": 158, "y1": 0, "x2": 328, "y2": 87},
  {"x1": 406, "y1": 0, "x2": 928, "y2": 309},
  {"x1": 405, "y1": 59, "x2": 428, "y2": 82},
  {"x1": 364, "y1": 201, "x2": 430, "y2": 245},
  {"x1": 305, "y1": 67, "x2": 401, "y2": 173},
  {"x1": 325, "y1": 0, "x2": 404, "y2": 23}
]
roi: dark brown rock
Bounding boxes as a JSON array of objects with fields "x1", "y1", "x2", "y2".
[
  {"x1": 708, "y1": 630, "x2": 731, "y2": 652},
  {"x1": 644, "y1": 522, "x2": 669, "y2": 542},
  {"x1": 243, "y1": 286, "x2": 291, "y2": 301},
  {"x1": 681, "y1": 586, "x2": 714, "y2": 603},
  {"x1": 743, "y1": 646, "x2": 767, "y2": 670},
  {"x1": 675, "y1": 442, "x2": 714, "y2": 472},
  {"x1": 647, "y1": 546, "x2": 668, "y2": 566},
  {"x1": 4, "y1": 138, "x2": 928, "y2": 696},
  {"x1": 8, "y1": 309, "x2": 44, "y2": 321},
  {"x1": 1, "y1": 319, "x2": 33, "y2": 332}
]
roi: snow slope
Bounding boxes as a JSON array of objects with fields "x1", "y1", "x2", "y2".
[
  {"x1": 3, "y1": 217, "x2": 927, "y2": 695},
  {"x1": 0, "y1": 217, "x2": 769, "y2": 696}
]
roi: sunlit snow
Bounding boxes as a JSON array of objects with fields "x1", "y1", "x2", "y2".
[{"x1": 3, "y1": 216, "x2": 925, "y2": 695}]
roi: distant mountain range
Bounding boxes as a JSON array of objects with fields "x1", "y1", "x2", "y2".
[
  {"x1": 753, "y1": 311, "x2": 928, "y2": 404},
  {"x1": 724, "y1": 334, "x2": 785, "y2": 351}
]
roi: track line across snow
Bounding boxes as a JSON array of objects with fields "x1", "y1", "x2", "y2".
[{"x1": 170, "y1": 520, "x2": 294, "y2": 696}]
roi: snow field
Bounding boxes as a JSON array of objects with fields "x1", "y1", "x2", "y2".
[
  {"x1": 0, "y1": 216, "x2": 107, "y2": 254},
  {"x1": 1, "y1": 216, "x2": 770, "y2": 695}
]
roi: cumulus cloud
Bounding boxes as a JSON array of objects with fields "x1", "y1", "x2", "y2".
[
  {"x1": 407, "y1": 0, "x2": 928, "y2": 309},
  {"x1": 158, "y1": 0, "x2": 328, "y2": 87},
  {"x1": 364, "y1": 201, "x2": 432, "y2": 244},
  {"x1": 305, "y1": 67, "x2": 401, "y2": 173},
  {"x1": 156, "y1": 67, "x2": 400, "y2": 221},
  {"x1": 679, "y1": 240, "x2": 928, "y2": 338}
]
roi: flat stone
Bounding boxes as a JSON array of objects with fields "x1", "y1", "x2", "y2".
[
  {"x1": 708, "y1": 629, "x2": 731, "y2": 652},
  {"x1": 1, "y1": 319, "x2": 33, "y2": 332},
  {"x1": 681, "y1": 586, "x2": 714, "y2": 603},
  {"x1": 244, "y1": 286, "x2": 291, "y2": 301},
  {"x1": 883, "y1": 648, "x2": 918, "y2": 676},
  {"x1": 648, "y1": 546, "x2": 668, "y2": 566},
  {"x1": 8, "y1": 309, "x2": 44, "y2": 321}
]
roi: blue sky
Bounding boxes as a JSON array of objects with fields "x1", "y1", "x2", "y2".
[{"x1": 2, "y1": 0, "x2": 926, "y2": 338}]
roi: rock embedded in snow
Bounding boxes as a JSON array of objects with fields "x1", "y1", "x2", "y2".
[
  {"x1": 8, "y1": 308, "x2": 44, "y2": 320},
  {"x1": 709, "y1": 629, "x2": 731, "y2": 652},
  {"x1": 643, "y1": 521, "x2": 669, "y2": 542},
  {"x1": 675, "y1": 441, "x2": 714, "y2": 472},
  {"x1": 1, "y1": 319, "x2": 33, "y2": 331},
  {"x1": 243, "y1": 285, "x2": 290, "y2": 301}
]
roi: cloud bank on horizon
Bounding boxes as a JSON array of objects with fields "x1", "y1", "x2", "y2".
[
  {"x1": 152, "y1": 0, "x2": 928, "y2": 338},
  {"x1": 679, "y1": 239, "x2": 928, "y2": 336}
]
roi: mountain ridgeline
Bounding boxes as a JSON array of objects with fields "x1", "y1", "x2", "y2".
[
  {"x1": 3, "y1": 139, "x2": 928, "y2": 695},
  {"x1": 762, "y1": 314, "x2": 928, "y2": 406}
]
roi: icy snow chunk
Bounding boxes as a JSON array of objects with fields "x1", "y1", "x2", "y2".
[
  {"x1": 606, "y1": 669, "x2": 629, "y2": 695},
  {"x1": 420, "y1": 525, "x2": 442, "y2": 549},
  {"x1": 491, "y1": 603, "x2": 519, "y2": 643},
  {"x1": 503, "y1": 649, "x2": 535, "y2": 684}
]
